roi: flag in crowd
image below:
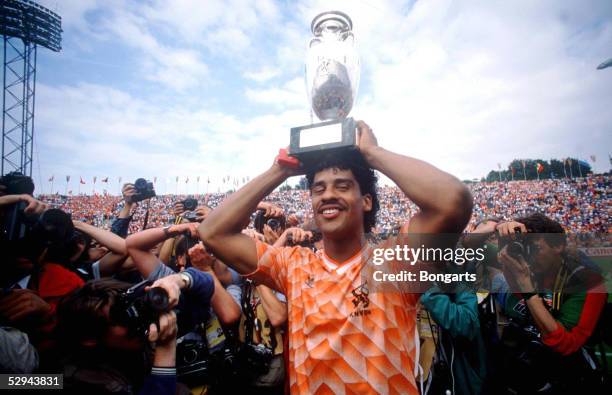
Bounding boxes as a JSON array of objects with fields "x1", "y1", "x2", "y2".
[
  {"x1": 48, "y1": 175, "x2": 54, "y2": 182},
  {"x1": 66, "y1": 175, "x2": 70, "y2": 182},
  {"x1": 93, "y1": 176, "x2": 97, "y2": 184},
  {"x1": 102, "y1": 177, "x2": 108, "y2": 183},
  {"x1": 80, "y1": 177, "x2": 86, "y2": 185}
]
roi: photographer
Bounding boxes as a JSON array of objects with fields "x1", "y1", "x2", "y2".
[
  {"x1": 57, "y1": 278, "x2": 183, "y2": 395},
  {"x1": 236, "y1": 228, "x2": 289, "y2": 395},
  {"x1": 70, "y1": 220, "x2": 132, "y2": 280},
  {"x1": 111, "y1": 183, "x2": 139, "y2": 238},
  {"x1": 495, "y1": 213, "x2": 607, "y2": 393},
  {"x1": 125, "y1": 223, "x2": 240, "y2": 327},
  {"x1": 254, "y1": 202, "x2": 285, "y2": 246},
  {"x1": 0, "y1": 187, "x2": 84, "y2": 358},
  {"x1": 126, "y1": 223, "x2": 242, "y2": 392}
]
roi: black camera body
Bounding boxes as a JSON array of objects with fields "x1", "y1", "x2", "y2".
[
  {"x1": 182, "y1": 198, "x2": 198, "y2": 212},
  {"x1": 131, "y1": 178, "x2": 155, "y2": 203},
  {"x1": 499, "y1": 226, "x2": 532, "y2": 259},
  {"x1": 2, "y1": 206, "x2": 76, "y2": 263},
  {"x1": 254, "y1": 209, "x2": 285, "y2": 234},
  {"x1": 110, "y1": 279, "x2": 170, "y2": 337},
  {"x1": 238, "y1": 342, "x2": 273, "y2": 376},
  {"x1": 0, "y1": 172, "x2": 35, "y2": 195},
  {"x1": 177, "y1": 339, "x2": 212, "y2": 385}
]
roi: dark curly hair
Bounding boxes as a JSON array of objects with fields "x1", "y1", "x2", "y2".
[
  {"x1": 516, "y1": 213, "x2": 566, "y2": 247},
  {"x1": 305, "y1": 150, "x2": 379, "y2": 233}
]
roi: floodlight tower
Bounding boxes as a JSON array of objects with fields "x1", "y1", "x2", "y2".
[{"x1": 0, "y1": 0, "x2": 61, "y2": 177}]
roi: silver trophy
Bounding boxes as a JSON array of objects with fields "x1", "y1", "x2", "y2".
[{"x1": 288, "y1": 11, "x2": 360, "y2": 168}]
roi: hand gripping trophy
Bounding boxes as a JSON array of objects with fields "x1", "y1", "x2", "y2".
[{"x1": 282, "y1": 11, "x2": 361, "y2": 170}]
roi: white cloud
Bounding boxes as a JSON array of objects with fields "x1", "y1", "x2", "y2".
[{"x1": 30, "y1": 0, "x2": 612, "y2": 193}]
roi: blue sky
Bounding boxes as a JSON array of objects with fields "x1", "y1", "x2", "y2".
[{"x1": 23, "y1": 0, "x2": 612, "y2": 194}]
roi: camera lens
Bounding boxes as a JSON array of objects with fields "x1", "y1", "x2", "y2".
[
  {"x1": 507, "y1": 241, "x2": 524, "y2": 258},
  {"x1": 267, "y1": 218, "x2": 280, "y2": 230},
  {"x1": 144, "y1": 287, "x2": 170, "y2": 312}
]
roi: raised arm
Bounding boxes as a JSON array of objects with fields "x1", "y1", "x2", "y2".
[
  {"x1": 126, "y1": 223, "x2": 198, "y2": 278},
  {"x1": 356, "y1": 121, "x2": 473, "y2": 233},
  {"x1": 73, "y1": 220, "x2": 127, "y2": 255},
  {"x1": 198, "y1": 162, "x2": 295, "y2": 274}
]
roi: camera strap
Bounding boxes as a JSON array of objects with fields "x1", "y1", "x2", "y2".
[
  {"x1": 142, "y1": 199, "x2": 151, "y2": 230},
  {"x1": 552, "y1": 263, "x2": 570, "y2": 312},
  {"x1": 241, "y1": 280, "x2": 256, "y2": 345}
]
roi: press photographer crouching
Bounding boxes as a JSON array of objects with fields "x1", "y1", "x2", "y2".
[
  {"x1": 0, "y1": 172, "x2": 84, "y2": 369},
  {"x1": 494, "y1": 213, "x2": 608, "y2": 394}
]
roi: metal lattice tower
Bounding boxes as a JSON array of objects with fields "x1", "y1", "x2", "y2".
[{"x1": 0, "y1": 0, "x2": 61, "y2": 177}]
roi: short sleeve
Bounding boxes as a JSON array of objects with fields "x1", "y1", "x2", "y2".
[
  {"x1": 243, "y1": 240, "x2": 290, "y2": 295},
  {"x1": 146, "y1": 260, "x2": 176, "y2": 282},
  {"x1": 226, "y1": 284, "x2": 243, "y2": 313}
]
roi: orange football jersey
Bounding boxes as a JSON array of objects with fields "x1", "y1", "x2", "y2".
[{"x1": 246, "y1": 240, "x2": 420, "y2": 395}]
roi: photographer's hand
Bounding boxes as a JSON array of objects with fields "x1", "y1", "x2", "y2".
[
  {"x1": 0, "y1": 289, "x2": 52, "y2": 324},
  {"x1": 173, "y1": 202, "x2": 185, "y2": 218},
  {"x1": 498, "y1": 246, "x2": 535, "y2": 293},
  {"x1": 0, "y1": 194, "x2": 46, "y2": 213},
  {"x1": 257, "y1": 202, "x2": 284, "y2": 218},
  {"x1": 263, "y1": 224, "x2": 280, "y2": 245},
  {"x1": 148, "y1": 310, "x2": 177, "y2": 368},
  {"x1": 195, "y1": 206, "x2": 211, "y2": 223},
  {"x1": 496, "y1": 221, "x2": 527, "y2": 238},
  {"x1": 187, "y1": 243, "x2": 215, "y2": 272},
  {"x1": 119, "y1": 183, "x2": 137, "y2": 218},
  {"x1": 149, "y1": 273, "x2": 190, "y2": 309},
  {"x1": 274, "y1": 227, "x2": 311, "y2": 247}
]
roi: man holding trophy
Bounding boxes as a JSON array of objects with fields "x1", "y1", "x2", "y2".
[{"x1": 199, "y1": 11, "x2": 472, "y2": 394}]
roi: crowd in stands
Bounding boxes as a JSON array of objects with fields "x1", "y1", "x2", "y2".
[{"x1": 40, "y1": 175, "x2": 610, "y2": 236}]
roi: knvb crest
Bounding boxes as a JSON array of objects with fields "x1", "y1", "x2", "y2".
[{"x1": 350, "y1": 281, "x2": 371, "y2": 317}]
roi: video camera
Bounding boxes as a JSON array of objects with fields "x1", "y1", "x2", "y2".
[
  {"x1": 131, "y1": 178, "x2": 156, "y2": 203},
  {"x1": 110, "y1": 279, "x2": 170, "y2": 337}
]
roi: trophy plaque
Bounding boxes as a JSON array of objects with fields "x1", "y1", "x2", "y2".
[{"x1": 287, "y1": 11, "x2": 361, "y2": 169}]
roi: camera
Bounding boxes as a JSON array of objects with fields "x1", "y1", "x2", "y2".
[
  {"x1": 182, "y1": 198, "x2": 198, "y2": 212},
  {"x1": 2, "y1": 207, "x2": 76, "y2": 262},
  {"x1": 238, "y1": 342, "x2": 273, "y2": 376},
  {"x1": 287, "y1": 229, "x2": 322, "y2": 251},
  {"x1": 177, "y1": 339, "x2": 212, "y2": 385},
  {"x1": 110, "y1": 279, "x2": 170, "y2": 337},
  {"x1": 0, "y1": 172, "x2": 35, "y2": 195},
  {"x1": 498, "y1": 227, "x2": 533, "y2": 259},
  {"x1": 131, "y1": 178, "x2": 155, "y2": 203},
  {"x1": 254, "y1": 209, "x2": 285, "y2": 234}
]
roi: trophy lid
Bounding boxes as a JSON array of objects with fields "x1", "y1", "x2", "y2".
[{"x1": 311, "y1": 11, "x2": 353, "y2": 37}]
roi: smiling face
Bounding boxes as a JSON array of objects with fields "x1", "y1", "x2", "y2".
[{"x1": 310, "y1": 167, "x2": 372, "y2": 240}]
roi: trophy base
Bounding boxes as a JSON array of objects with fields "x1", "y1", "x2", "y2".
[{"x1": 289, "y1": 118, "x2": 357, "y2": 170}]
